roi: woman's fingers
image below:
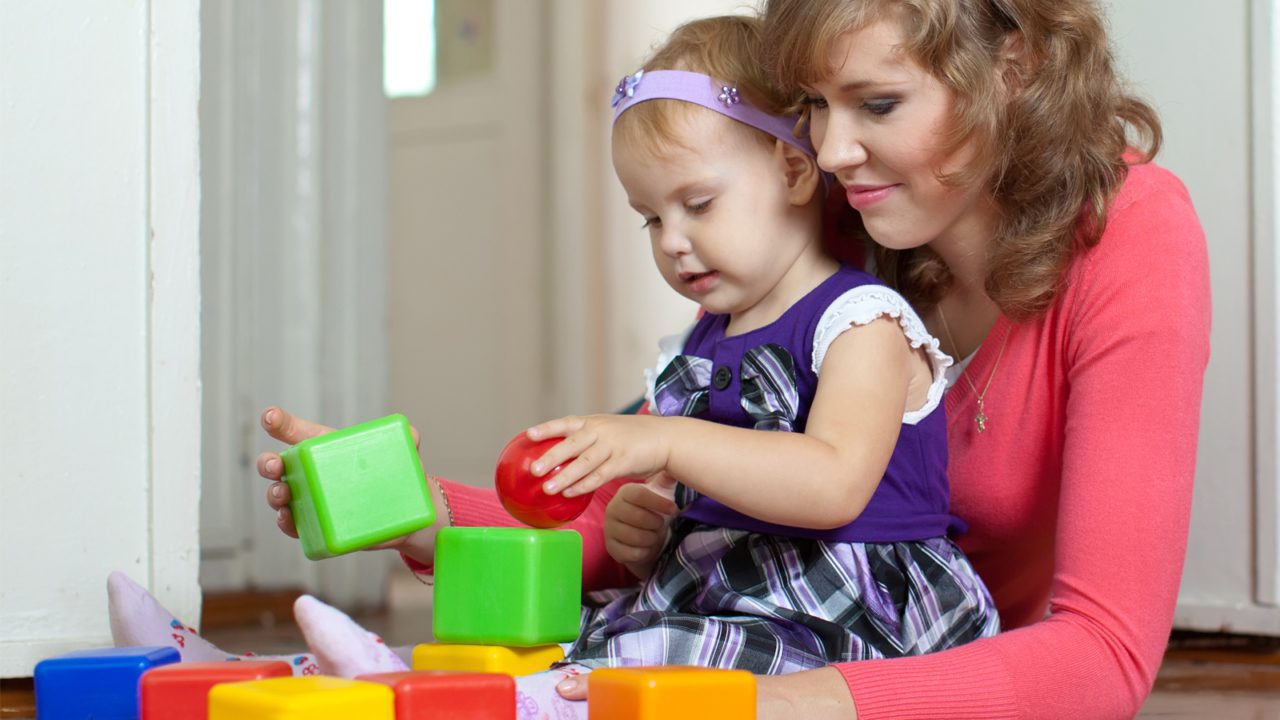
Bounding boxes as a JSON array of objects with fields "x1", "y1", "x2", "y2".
[
  {"x1": 261, "y1": 406, "x2": 335, "y2": 445},
  {"x1": 257, "y1": 451, "x2": 284, "y2": 481},
  {"x1": 275, "y1": 507, "x2": 299, "y2": 538}
]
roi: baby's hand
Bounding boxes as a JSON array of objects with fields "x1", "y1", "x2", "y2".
[
  {"x1": 604, "y1": 473, "x2": 678, "y2": 579},
  {"x1": 525, "y1": 414, "x2": 671, "y2": 498}
]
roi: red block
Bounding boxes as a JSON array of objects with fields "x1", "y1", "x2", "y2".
[
  {"x1": 140, "y1": 660, "x2": 293, "y2": 720},
  {"x1": 357, "y1": 670, "x2": 516, "y2": 719}
]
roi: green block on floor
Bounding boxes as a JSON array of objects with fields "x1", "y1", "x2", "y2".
[
  {"x1": 282, "y1": 414, "x2": 435, "y2": 560},
  {"x1": 433, "y1": 527, "x2": 582, "y2": 646}
]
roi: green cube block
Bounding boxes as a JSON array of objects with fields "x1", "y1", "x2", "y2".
[
  {"x1": 281, "y1": 414, "x2": 435, "y2": 560},
  {"x1": 433, "y1": 527, "x2": 582, "y2": 646}
]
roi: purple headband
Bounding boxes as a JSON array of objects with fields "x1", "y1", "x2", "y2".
[{"x1": 611, "y1": 69, "x2": 816, "y2": 158}]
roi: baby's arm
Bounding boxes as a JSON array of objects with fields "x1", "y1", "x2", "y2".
[{"x1": 531, "y1": 316, "x2": 917, "y2": 530}]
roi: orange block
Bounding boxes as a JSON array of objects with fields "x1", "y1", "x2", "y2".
[
  {"x1": 140, "y1": 660, "x2": 293, "y2": 720},
  {"x1": 588, "y1": 666, "x2": 755, "y2": 720}
]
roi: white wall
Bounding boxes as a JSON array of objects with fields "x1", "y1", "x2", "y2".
[{"x1": 0, "y1": 1, "x2": 203, "y2": 676}]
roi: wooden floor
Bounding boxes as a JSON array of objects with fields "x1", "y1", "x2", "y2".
[{"x1": 3, "y1": 583, "x2": 1277, "y2": 718}]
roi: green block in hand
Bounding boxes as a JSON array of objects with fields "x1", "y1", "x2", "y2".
[
  {"x1": 433, "y1": 527, "x2": 583, "y2": 646},
  {"x1": 281, "y1": 414, "x2": 435, "y2": 560}
]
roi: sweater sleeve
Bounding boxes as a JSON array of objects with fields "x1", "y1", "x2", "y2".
[{"x1": 832, "y1": 164, "x2": 1211, "y2": 719}]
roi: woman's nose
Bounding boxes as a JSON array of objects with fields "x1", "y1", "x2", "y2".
[{"x1": 814, "y1": 114, "x2": 869, "y2": 175}]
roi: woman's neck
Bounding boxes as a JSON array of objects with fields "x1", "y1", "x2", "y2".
[{"x1": 924, "y1": 200, "x2": 1003, "y2": 357}]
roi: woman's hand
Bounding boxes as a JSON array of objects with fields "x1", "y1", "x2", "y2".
[
  {"x1": 554, "y1": 667, "x2": 857, "y2": 719},
  {"x1": 603, "y1": 472, "x2": 678, "y2": 579},
  {"x1": 525, "y1": 414, "x2": 673, "y2": 498},
  {"x1": 256, "y1": 406, "x2": 445, "y2": 564}
]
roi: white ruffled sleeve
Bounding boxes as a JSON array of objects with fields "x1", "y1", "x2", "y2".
[
  {"x1": 643, "y1": 324, "x2": 697, "y2": 407},
  {"x1": 812, "y1": 286, "x2": 953, "y2": 425}
]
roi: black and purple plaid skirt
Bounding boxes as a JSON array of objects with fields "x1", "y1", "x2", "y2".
[{"x1": 565, "y1": 517, "x2": 999, "y2": 673}]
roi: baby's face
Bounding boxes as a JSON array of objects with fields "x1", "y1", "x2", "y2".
[{"x1": 612, "y1": 110, "x2": 809, "y2": 321}]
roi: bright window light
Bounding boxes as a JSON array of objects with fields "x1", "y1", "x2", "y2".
[{"x1": 384, "y1": 0, "x2": 436, "y2": 98}]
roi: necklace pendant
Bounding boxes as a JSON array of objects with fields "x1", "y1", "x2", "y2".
[{"x1": 974, "y1": 410, "x2": 988, "y2": 433}]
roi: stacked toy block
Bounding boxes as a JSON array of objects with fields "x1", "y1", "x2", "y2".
[
  {"x1": 413, "y1": 526, "x2": 582, "y2": 675},
  {"x1": 280, "y1": 414, "x2": 436, "y2": 560}
]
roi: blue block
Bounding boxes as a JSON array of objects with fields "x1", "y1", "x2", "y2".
[{"x1": 35, "y1": 646, "x2": 180, "y2": 719}]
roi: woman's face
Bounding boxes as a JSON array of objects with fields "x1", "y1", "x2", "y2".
[{"x1": 802, "y1": 20, "x2": 994, "y2": 253}]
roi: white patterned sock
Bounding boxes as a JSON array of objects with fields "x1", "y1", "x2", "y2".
[
  {"x1": 293, "y1": 594, "x2": 409, "y2": 678},
  {"x1": 107, "y1": 570, "x2": 321, "y2": 675}
]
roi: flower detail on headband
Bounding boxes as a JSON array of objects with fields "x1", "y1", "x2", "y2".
[
  {"x1": 611, "y1": 69, "x2": 645, "y2": 108},
  {"x1": 717, "y1": 86, "x2": 740, "y2": 107}
]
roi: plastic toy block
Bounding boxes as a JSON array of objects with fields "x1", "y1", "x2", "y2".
[
  {"x1": 357, "y1": 670, "x2": 516, "y2": 720},
  {"x1": 140, "y1": 660, "x2": 292, "y2": 720},
  {"x1": 432, "y1": 527, "x2": 582, "y2": 646},
  {"x1": 588, "y1": 666, "x2": 756, "y2": 720},
  {"x1": 207, "y1": 676, "x2": 394, "y2": 720},
  {"x1": 410, "y1": 643, "x2": 565, "y2": 676},
  {"x1": 281, "y1": 413, "x2": 435, "y2": 560},
  {"x1": 34, "y1": 646, "x2": 180, "y2": 720}
]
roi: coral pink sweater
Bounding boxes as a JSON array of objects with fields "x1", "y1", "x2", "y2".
[{"x1": 434, "y1": 162, "x2": 1211, "y2": 719}]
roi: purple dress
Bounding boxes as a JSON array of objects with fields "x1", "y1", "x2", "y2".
[{"x1": 566, "y1": 266, "x2": 999, "y2": 673}]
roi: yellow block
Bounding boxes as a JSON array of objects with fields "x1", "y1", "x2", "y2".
[
  {"x1": 588, "y1": 666, "x2": 756, "y2": 720},
  {"x1": 411, "y1": 642, "x2": 565, "y2": 675},
  {"x1": 208, "y1": 676, "x2": 394, "y2": 720}
]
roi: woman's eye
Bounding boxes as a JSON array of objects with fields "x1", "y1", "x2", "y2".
[
  {"x1": 862, "y1": 99, "x2": 899, "y2": 116},
  {"x1": 800, "y1": 94, "x2": 829, "y2": 110}
]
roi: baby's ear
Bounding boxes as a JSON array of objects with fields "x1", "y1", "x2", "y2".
[{"x1": 775, "y1": 139, "x2": 820, "y2": 206}]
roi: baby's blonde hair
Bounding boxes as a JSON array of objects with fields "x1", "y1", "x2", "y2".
[{"x1": 615, "y1": 15, "x2": 801, "y2": 159}]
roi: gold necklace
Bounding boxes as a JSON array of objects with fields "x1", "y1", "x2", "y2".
[{"x1": 937, "y1": 303, "x2": 1011, "y2": 433}]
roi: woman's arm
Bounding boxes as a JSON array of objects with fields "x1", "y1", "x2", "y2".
[{"x1": 528, "y1": 316, "x2": 917, "y2": 530}]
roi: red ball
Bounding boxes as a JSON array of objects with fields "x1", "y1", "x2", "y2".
[{"x1": 495, "y1": 433, "x2": 593, "y2": 528}]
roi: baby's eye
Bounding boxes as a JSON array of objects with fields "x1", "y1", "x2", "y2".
[
  {"x1": 687, "y1": 199, "x2": 712, "y2": 214},
  {"x1": 641, "y1": 215, "x2": 661, "y2": 229},
  {"x1": 800, "y1": 94, "x2": 828, "y2": 110},
  {"x1": 862, "y1": 98, "x2": 900, "y2": 116}
]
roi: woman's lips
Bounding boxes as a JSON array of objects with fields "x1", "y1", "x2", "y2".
[{"x1": 845, "y1": 183, "x2": 900, "y2": 210}]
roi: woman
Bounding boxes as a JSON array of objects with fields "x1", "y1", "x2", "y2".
[{"x1": 259, "y1": 1, "x2": 1209, "y2": 716}]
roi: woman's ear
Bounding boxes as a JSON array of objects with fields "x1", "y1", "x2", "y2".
[{"x1": 775, "y1": 140, "x2": 821, "y2": 206}]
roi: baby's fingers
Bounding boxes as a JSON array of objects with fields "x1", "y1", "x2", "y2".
[{"x1": 525, "y1": 416, "x2": 586, "y2": 444}]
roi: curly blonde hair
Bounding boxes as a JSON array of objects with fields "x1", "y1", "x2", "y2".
[
  {"x1": 615, "y1": 15, "x2": 802, "y2": 159},
  {"x1": 762, "y1": 0, "x2": 1162, "y2": 318}
]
